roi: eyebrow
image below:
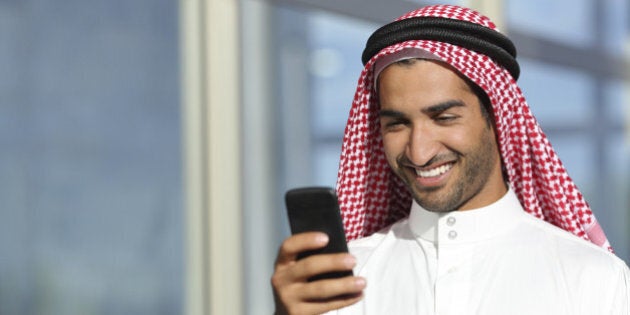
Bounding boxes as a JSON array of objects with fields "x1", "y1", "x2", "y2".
[
  {"x1": 379, "y1": 100, "x2": 466, "y2": 117},
  {"x1": 379, "y1": 109, "x2": 406, "y2": 118},
  {"x1": 421, "y1": 100, "x2": 466, "y2": 115}
]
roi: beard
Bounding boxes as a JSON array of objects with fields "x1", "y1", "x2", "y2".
[{"x1": 393, "y1": 127, "x2": 500, "y2": 212}]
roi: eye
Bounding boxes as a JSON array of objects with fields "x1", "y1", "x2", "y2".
[
  {"x1": 437, "y1": 114, "x2": 456, "y2": 121},
  {"x1": 380, "y1": 118, "x2": 408, "y2": 131},
  {"x1": 434, "y1": 113, "x2": 459, "y2": 123},
  {"x1": 386, "y1": 120, "x2": 404, "y2": 127}
]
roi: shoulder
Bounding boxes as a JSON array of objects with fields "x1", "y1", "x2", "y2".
[
  {"x1": 520, "y1": 213, "x2": 608, "y2": 252},
  {"x1": 496, "y1": 212, "x2": 629, "y2": 311},
  {"x1": 517, "y1": 212, "x2": 628, "y2": 279}
]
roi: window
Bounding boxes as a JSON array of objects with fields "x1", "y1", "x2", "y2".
[{"x1": 0, "y1": 1, "x2": 182, "y2": 314}]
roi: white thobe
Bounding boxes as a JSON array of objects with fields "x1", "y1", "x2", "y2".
[{"x1": 328, "y1": 189, "x2": 630, "y2": 315}]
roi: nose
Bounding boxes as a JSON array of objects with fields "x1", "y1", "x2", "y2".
[{"x1": 405, "y1": 124, "x2": 440, "y2": 167}]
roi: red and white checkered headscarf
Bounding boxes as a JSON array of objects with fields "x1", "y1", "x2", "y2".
[{"x1": 335, "y1": 4, "x2": 613, "y2": 251}]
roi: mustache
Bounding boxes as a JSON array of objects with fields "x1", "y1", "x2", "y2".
[{"x1": 397, "y1": 152, "x2": 460, "y2": 169}]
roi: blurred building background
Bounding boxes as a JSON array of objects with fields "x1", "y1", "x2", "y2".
[
  {"x1": 0, "y1": 0, "x2": 628, "y2": 314},
  {"x1": 0, "y1": 1, "x2": 182, "y2": 315}
]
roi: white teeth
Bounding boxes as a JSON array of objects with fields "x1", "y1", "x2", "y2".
[{"x1": 415, "y1": 163, "x2": 453, "y2": 178}]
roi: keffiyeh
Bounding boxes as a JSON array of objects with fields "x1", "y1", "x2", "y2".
[{"x1": 335, "y1": 4, "x2": 612, "y2": 251}]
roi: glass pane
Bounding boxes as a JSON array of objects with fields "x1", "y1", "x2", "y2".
[
  {"x1": 313, "y1": 142, "x2": 343, "y2": 187},
  {"x1": 603, "y1": 133, "x2": 630, "y2": 261},
  {"x1": 506, "y1": 0, "x2": 595, "y2": 48},
  {"x1": 602, "y1": 81, "x2": 629, "y2": 262},
  {"x1": 605, "y1": 79, "x2": 630, "y2": 126},
  {"x1": 309, "y1": 12, "x2": 376, "y2": 138},
  {"x1": 0, "y1": 1, "x2": 182, "y2": 315},
  {"x1": 517, "y1": 58, "x2": 595, "y2": 128},
  {"x1": 603, "y1": 0, "x2": 629, "y2": 54}
]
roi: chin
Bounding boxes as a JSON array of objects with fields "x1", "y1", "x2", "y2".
[
  {"x1": 410, "y1": 191, "x2": 455, "y2": 212},
  {"x1": 408, "y1": 181, "x2": 467, "y2": 212}
]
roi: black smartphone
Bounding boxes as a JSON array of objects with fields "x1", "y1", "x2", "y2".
[{"x1": 285, "y1": 187, "x2": 353, "y2": 281}]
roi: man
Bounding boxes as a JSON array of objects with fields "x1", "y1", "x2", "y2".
[{"x1": 272, "y1": 5, "x2": 630, "y2": 315}]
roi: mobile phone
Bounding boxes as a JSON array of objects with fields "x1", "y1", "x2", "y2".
[{"x1": 285, "y1": 187, "x2": 353, "y2": 281}]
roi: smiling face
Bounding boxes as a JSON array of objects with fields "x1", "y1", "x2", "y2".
[{"x1": 378, "y1": 59, "x2": 506, "y2": 212}]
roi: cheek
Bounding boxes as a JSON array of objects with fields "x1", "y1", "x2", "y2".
[
  {"x1": 446, "y1": 130, "x2": 470, "y2": 147},
  {"x1": 442, "y1": 125, "x2": 484, "y2": 151},
  {"x1": 381, "y1": 133, "x2": 406, "y2": 164}
]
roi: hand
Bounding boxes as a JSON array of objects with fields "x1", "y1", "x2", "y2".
[{"x1": 271, "y1": 232, "x2": 366, "y2": 315}]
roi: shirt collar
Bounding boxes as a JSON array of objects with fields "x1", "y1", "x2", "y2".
[{"x1": 408, "y1": 187, "x2": 524, "y2": 245}]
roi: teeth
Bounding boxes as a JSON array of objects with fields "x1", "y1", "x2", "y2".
[{"x1": 415, "y1": 163, "x2": 453, "y2": 178}]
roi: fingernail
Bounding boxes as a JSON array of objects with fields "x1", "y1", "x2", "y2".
[
  {"x1": 315, "y1": 233, "x2": 329, "y2": 244},
  {"x1": 355, "y1": 277, "x2": 366, "y2": 287},
  {"x1": 343, "y1": 255, "x2": 356, "y2": 267}
]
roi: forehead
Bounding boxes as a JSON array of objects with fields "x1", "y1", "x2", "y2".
[{"x1": 377, "y1": 59, "x2": 474, "y2": 104}]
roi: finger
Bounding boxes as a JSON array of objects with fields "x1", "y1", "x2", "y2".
[
  {"x1": 275, "y1": 232, "x2": 329, "y2": 266},
  {"x1": 272, "y1": 252, "x2": 357, "y2": 307},
  {"x1": 290, "y1": 253, "x2": 356, "y2": 282},
  {"x1": 302, "y1": 276, "x2": 367, "y2": 301},
  {"x1": 291, "y1": 285, "x2": 365, "y2": 315},
  {"x1": 273, "y1": 252, "x2": 353, "y2": 290}
]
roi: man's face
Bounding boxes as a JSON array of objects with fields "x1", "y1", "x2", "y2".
[{"x1": 378, "y1": 59, "x2": 506, "y2": 212}]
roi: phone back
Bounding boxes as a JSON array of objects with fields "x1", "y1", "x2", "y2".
[{"x1": 285, "y1": 187, "x2": 352, "y2": 280}]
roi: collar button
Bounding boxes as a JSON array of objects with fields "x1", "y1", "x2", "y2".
[
  {"x1": 448, "y1": 230, "x2": 458, "y2": 240},
  {"x1": 446, "y1": 216, "x2": 456, "y2": 226}
]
